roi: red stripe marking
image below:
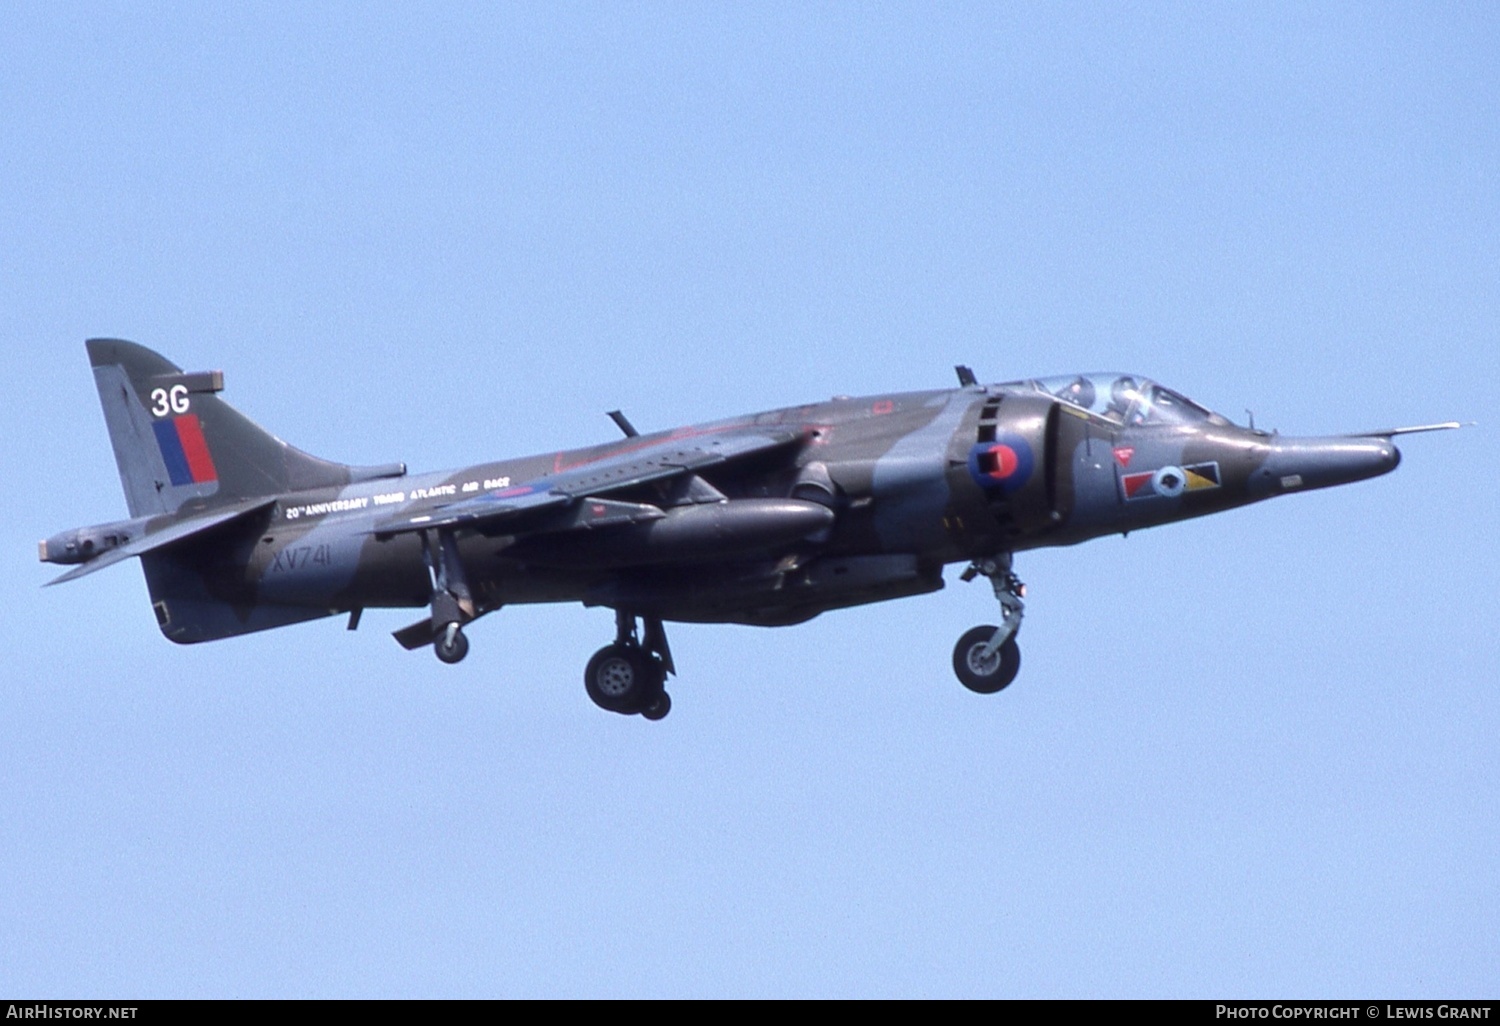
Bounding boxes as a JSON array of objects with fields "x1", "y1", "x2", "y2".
[{"x1": 174, "y1": 414, "x2": 218, "y2": 483}]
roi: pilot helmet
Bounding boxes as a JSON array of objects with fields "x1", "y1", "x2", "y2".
[
  {"x1": 1057, "y1": 376, "x2": 1096, "y2": 410},
  {"x1": 1107, "y1": 376, "x2": 1139, "y2": 417}
]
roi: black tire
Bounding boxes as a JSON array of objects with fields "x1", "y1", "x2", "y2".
[
  {"x1": 434, "y1": 627, "x2": 469, "y2": 665},
  {"x1": 952, "y1": 625, "x2": 1020, "y2": 694},
  {"x1": 584, "y1": 644, "x2": 662, "y2": 714},
  {"x1": 640, "y1": 690, "x2": 672, "y2": 721}
]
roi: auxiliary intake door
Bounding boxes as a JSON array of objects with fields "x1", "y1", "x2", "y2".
[{"x1": 963, "y1": 393, "x2": 1058, "y2": 542}]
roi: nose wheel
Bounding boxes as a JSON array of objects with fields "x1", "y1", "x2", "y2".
[
  {"x1": 585, "y1": 609, "x2": 674, "y2": 719},
  {"x1": 955, "y1": 554, "x2": 1026, "y2": 694},
  {"x1": 953, "y1": 625, "x2": 1021, "y2": 693}
]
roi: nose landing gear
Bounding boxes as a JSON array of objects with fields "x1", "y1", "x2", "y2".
[
  {"x1": 585, "y1": 609, "x2": 674, "y2": 719},
  {"x1": 953, "y1": 625, "x2": 1021, "y2": 693},
  {"x1": 954, "y1": 554, "x2": 1025, "y2": 694}
]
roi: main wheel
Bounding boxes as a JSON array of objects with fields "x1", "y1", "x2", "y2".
[
  {"x1": 952, "y1": 625, "x2": 1021, "y2": 694},
  {"x1": 435, "y1": 626, "x2": 469, "y2": 665},
  {"x1": 640, "y1": 690, "x2": 672, "y2": 721},
  {"x1": 584, "y1": 644, "x2": 662, "y2": 714}
]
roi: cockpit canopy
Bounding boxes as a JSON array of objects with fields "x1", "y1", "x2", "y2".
[{"x1": 1001, "y1": 373, "x2": 1232, "y2": 428}]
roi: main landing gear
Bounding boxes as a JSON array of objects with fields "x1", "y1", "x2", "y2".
[
  {"x1": 585, "y1": 609, "x2": 674, "y2": 720},
  {"x1": 399, "y1": 529, "x2": 673, "y2": 719},
  {"x1": 953, "y1": 554, "x2": 1026, "y2": 694}
]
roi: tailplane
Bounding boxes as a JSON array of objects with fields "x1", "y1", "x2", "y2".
[{"x1": 87, "y1": 338, "x2": 403, "y2": 516}]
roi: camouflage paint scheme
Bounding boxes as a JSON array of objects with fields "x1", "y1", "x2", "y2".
[{"x1": 43, "y1": 340, "x2": 1442, "y2": 719}]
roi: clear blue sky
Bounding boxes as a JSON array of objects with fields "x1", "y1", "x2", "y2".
[{"x1": 2, "y1": 2, "x2": 1495, "y2": 997}]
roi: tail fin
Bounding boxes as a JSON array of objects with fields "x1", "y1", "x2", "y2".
[{"x1": 87, "y1": 338, "x2": 403, "y2": 516}]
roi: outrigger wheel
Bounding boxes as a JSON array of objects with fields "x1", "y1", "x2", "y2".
[{"x1": 435, "y1": 623, "x2": 469, "y2": 665}]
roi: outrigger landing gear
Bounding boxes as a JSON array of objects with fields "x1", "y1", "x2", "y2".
[
  {"x1": 424, "y1": 528, "x2": 475, "y2": 665},
  {"x1": 585, "y1": 609, "x2": 674, "y2": 719},
  {"x1": 953, "y1": 554, "x2": 1026, "y2": 694}
]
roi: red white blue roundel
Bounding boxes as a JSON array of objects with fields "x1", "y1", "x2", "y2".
[{"x1": 967, "y1": 435, "x2": 1034, "y2": 495}]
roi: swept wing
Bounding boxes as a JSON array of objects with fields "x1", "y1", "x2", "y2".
[{"x1": 372, "y1": 425, "x2": 808, "y2": 538}]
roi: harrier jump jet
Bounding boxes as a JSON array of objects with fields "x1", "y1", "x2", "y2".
[{"x1": 41, "y1": 339, "x2": 1457, "y2": 720}]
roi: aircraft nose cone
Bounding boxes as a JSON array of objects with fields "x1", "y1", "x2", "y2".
[{"x1": 1253, "y1": 436, "x2": 1401, "y2": 497}]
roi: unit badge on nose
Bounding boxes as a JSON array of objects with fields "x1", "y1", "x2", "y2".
[{"x1": 1121, "y1": 461, "x2": 1222, "y2": 500}]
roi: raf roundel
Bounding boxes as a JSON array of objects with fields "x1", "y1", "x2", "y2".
[{"x1": 967, "y1": 434, "x2": 1035, "y2": 495}]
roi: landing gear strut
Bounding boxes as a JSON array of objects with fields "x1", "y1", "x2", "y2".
[
  {"x1": 585, "y1": 609, "x2": 674, "y2": 719},
  {"x1": 424, "y1": 528, "x2": 475, "y2": 664},
  {"x1": 953, "y1": 554, "x2": 1026, "y2": 694}
]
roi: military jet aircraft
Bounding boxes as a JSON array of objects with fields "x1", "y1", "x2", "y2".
[{"x1": 42, "y1": 339, "x2": 1458, "y2": 720}]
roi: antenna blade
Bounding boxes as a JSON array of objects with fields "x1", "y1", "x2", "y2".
[{"x1": 607, "y1": 410, "x2": 640, "y2": 438}]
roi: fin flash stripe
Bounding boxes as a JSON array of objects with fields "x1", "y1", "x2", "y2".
[{"x1": 153, "y1": 414, "x2": 218, "y2": 486}]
